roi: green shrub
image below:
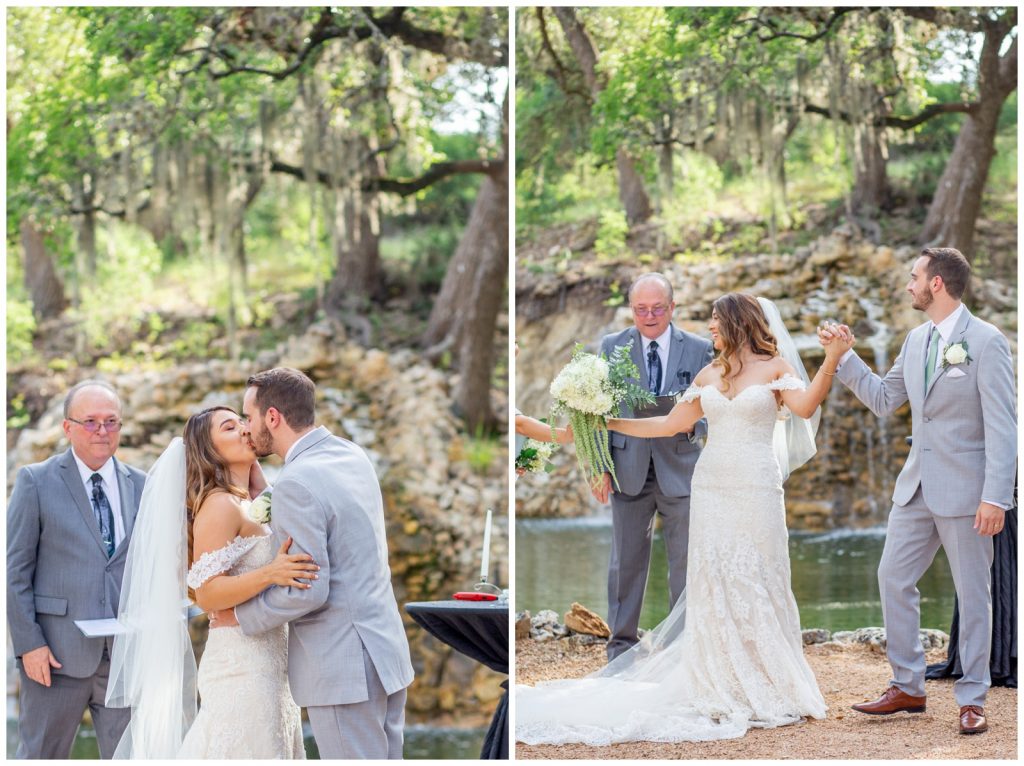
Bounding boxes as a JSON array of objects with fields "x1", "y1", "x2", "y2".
[{"x1": 594, "y1": 210, "x2": 630, "y2": 260}]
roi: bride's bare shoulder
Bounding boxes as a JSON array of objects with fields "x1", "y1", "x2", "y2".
[{"x1": 693, "y1": 363, "x2": 718, "y2": 386}]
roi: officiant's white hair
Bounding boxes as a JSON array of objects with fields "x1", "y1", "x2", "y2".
[{"x1": 628, "y1": 273, "x2": 674, "y2": 303}]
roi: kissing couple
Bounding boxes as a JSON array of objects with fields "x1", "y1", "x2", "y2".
[
  {"x1": 517, "y1": 248, "x2": 1015, "y2": 746},
  {"x1": 107, "y1": 367, "x2": 415, "y2": 759}
]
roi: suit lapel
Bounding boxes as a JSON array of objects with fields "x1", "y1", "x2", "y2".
[
  {"x1": 925, "y1": 308, "x2": 972, "y2": 400},
  {"x1": 112, "y1": 458, "x2": 138, "y2": 557},
  {"x1": 665, "y1": 325, "x2": 686, "y2": 394},
  {"x1": 626, "y1": 328, "x2": 648, "y2": 391},
  {"x1": 58, "y1": 449, "x2": 107, "y2": 555}
]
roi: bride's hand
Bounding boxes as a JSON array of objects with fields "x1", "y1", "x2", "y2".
[
  {"x1": 248, "y1": 461, "x2": 268, "y2": 499},
  {"x1": 266, "y1": 537, "x2": 319, "y2": 588},
  {"x1": 823, "y1": 324, "x2": 855, "y2": 362}
]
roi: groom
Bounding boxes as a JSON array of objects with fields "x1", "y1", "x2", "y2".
[
  {"x1": 823, "y1": 247, "x2": 1016, "y2": 735},
  {"x1": 218, "y1": 367, "x2": 414, "y2": 758},
  {"x1": 594, "y1": 273, "x2": 713, "y2": 660}
]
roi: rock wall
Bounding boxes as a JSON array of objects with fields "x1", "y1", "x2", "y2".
[
  {"x1": 8, "y1": 318, "x2": 509, "y2": 723},
  {"x1": 515, "y1": 226, "x2": 1017, "y2": 529}
]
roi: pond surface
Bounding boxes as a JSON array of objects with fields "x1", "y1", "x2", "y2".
[
  {"x1": 516, "y1": 517, "x2": 956, "y2": 632},
  {"x1": 4, "y1": 720, "x2": 485, "y2": 759}
]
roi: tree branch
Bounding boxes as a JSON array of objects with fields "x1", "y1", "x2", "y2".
[
  {"x1": 267, "y1": 157, "x2": 500, "y2": 195},
  {"x1": 803, "y1": 100, "x2": 977, "y2": 129},
  {"x1": 740, "y1": 7, "x2": 862, "y2": 44}
]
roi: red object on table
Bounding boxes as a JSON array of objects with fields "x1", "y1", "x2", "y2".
[{"x1": 452, "y1": 591, "x2": 498, "y2": 601}]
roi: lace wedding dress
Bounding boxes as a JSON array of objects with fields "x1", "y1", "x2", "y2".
[
  {"x1": 516, "y1": 375, "x2": 827, "y2": 745},
  {"x1": 179, "y1": 532, "x2": 306, "y2": 758}
]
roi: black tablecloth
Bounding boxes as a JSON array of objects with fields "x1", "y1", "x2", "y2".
[
  {"x1": 926, "y1": 505, "x2": 1017, "y2": 688},
  {"x1": 405, "y1": 600, "x2": 509, "y2": 759}
]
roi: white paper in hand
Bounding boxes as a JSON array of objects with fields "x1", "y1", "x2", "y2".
[{"x1": 75, "y1": 618, "x2": 127, "y2": 638}]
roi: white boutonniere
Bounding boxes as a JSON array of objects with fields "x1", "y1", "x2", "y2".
[
  {"x1": 941, "y1": 341, "x2": 972, "y2": 368},
  {"x1": 243, "y1": 491, "x2": 272, "y2": 524}
]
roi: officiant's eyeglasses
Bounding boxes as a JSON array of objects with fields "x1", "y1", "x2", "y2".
[
  {"x1": 632, "y1": 305, "x2": 669, "y2": 318},
  {"x1": 67, "y1": 418, "x2": 122, "y2": 433}
]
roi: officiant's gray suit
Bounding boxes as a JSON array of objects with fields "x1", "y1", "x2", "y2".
[
  {"x1": 837, "y1": 306, "x2": 1016, "y2": 707},
  {"x1": 236, "y1": 426, "x2": 414, "y2": 759},
  {"x1": 599, "y1": 325, "x2": 714, "y2": 660},
  {"x1": 7, "y1": 448, "x2": 144, "y2": 758}
]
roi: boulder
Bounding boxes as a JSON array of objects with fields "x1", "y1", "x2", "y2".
[
  {"x1": 563, "y1": 602, "x2": 610, "y2": 638},
  {"x1": 515, "y1": 611, "x2": 532, "y2": 640}
]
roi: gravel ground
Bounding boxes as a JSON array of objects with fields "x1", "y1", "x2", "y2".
[{"x1": 515, "y1": 638, "x2": 1018, "y2": 760}]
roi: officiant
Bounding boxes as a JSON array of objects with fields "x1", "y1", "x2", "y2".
[
  {"x1": 7, "y1": 380, "x2": 146, "y2": 759},
  {"x1": 593, "y1": 274, "x2": 714, "y2": 660}
]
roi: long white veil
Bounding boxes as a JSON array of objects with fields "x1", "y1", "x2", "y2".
[
  {"x1": 757, "y1": 296, "x2": 820, "y2": 481},
  {"x1": 106, "y1": 437, "x2": 197, "y2": 758}
]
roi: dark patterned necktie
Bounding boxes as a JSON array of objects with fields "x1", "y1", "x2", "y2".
[
  {"x1": 90, "y1": 473, "x2": 116, "y2": 557},
  {"x1": 647, "y1": 340, "x2": 662, "y2": 395}
]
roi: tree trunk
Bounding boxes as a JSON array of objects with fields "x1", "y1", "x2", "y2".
[
  {"x1": 920, "y1": 24, "x2": 1016, "y2": 259},
  {"x1": 325, "y1": 139, "x2": 383, "y2": 309},
  {"x1": 852, "y1": 122, "x2": 891, "y2": 214},
  {"x1": 20, "y1": 219, "x2": 68, "y2": 320},
  {"x1": 553, "y1": 7, "x2": 652, "y2": 225},
  {"x1": 451, "y1": 168, "x2": 508, "y2": 433},
  {"x1": 70, "y1": 174, "x2": 98, "y2": 277}
]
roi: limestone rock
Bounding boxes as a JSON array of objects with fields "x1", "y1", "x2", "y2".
[
  {"x1": 515, "y1": 611, "x2": 532, "y2": 640},
  {"x1": 563, "y1": 602, "x2": 610, "y2": 638},
  {"x1": 802, "y1": 628, "x2": 831, "y2": 645}
]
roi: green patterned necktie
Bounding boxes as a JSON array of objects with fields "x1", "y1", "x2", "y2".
[{"x1": 924, "y1": 327, "x2": 940, "y2": 393}]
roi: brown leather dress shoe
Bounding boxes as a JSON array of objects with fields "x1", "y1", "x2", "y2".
[
  {"x1": 959, "y1": 705, "x2": 988, "y2": 735},
  {"x1": 851, "y1": 686, "x2": 927, "y2": 715}
]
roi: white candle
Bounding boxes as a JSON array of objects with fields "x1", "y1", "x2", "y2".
[{"x1": 480, "y1": 509, "x2": 492, "y2": 581}]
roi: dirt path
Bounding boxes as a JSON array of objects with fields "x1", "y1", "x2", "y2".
[{"x1": 515, "y1": 639, "x2": 1017, "y2": 760}]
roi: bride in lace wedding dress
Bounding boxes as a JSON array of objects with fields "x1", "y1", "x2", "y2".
[
  {"x1": 107, "y1": 406, "x2": 317, "y2": 758},
  {"x1": 516, "y1": 294, "x2": 854, "y2": 746}
]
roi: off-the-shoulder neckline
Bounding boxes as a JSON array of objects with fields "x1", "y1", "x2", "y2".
[{"x1": 689, "y1": 372, "x2": 803, "y2": 402}]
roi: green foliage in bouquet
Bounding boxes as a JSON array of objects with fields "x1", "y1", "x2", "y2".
[{"x1": 549, "y1": 339, "x2": 655, "y2": 490}]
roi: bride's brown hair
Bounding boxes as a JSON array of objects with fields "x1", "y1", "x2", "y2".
[
  {"x1": 711, "y1": 293, "x2": 779, "y2": 390},
  {"x1": 183, "y1": 406, "x2": 248, "y2": 593}
]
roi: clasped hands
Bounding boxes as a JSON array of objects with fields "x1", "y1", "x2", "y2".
[{"x1": 817, "y1": 321, "x2": 856, "y2": 358}]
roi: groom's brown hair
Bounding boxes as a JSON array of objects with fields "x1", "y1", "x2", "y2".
[
  {"x1": 921, "y1": 247, "x2": 971, "y2": 300},
  {"x1": 247, "y1": 367, "x2": 316, "y2": 429}
]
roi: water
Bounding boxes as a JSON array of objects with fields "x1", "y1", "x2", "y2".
[
  {"x1": 516, "y1": 517, "x2": 956, "y2": 632},
  {"x1": 5, "y1": 720, "x2": 486, "y2": 760}
]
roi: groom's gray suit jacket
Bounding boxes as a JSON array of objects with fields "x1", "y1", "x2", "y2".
[
  {"x1": 837, "y1": 307, "x2": 1016, "y2": 514},
  {"x1": 602, "y1": 325, "x2": 714, "y2": 497},
  {"x1": 7, "y1": 448, "x2": 145, "y2": 676},
  {"x1": 236, "y1": 426, "x2": 414, "y2": 707}
]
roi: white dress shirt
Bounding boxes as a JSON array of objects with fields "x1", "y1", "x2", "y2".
[
  {"x1": 641, "y1": 327, "x2": 672, "y2": 395},
  {"x1": 73, "y1": 452, "x2": 125, "y2": 548}
]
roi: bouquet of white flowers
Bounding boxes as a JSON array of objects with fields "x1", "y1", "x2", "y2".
[
  {"x1": 516, "y1": 439, "x2": 558, "y2": 474},
  {"x1": 549, "y1": 340, "x2": 654, "y2": 489}
]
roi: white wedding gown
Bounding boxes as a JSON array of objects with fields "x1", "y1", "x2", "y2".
[
  {"x1": 516, "y1": 375, "x2": 827, "y2": 745},
  {"x1": 180, "y1": 532, "x2": 306, "y2": 758}
]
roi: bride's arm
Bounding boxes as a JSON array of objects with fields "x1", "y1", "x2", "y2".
[
  {"x1": 516, "y1": 412, "x2": 572, "y2": 443},
  {"x1": 191, "y1": 495, "x2": 317, "y2": 612},
  {"x1": 777, "y1": 334, "x2": 853, "y2": 418},
  {"x1": 608, "y1": 398, "x2": 704, "y2": 438}
]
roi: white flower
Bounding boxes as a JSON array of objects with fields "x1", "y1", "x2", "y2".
[
  {"x1": 943, "y1": 343, "x2": 968, "y2": 365},
  {"x1": 246, "y1": 493, "x2": 272, "y2": 524},
  {"x1": 550, "y1": 354, "x2": 613, "y2": 415}
]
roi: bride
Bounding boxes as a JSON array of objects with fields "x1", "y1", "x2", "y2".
[
  {"x1": 106, "y1": 406, "x2": 317, "y2": 758},
  {"x1": 516, "y1": 293, "x2": 854, "y2": 745}
]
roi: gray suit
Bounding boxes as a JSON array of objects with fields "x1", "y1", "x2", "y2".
[
  {"x1": 7, "y1": 448, "x2": 144, "y2": 758},
  {"x1": 837, "y1": 307, "x2": 1016, "y2": 706},
  {"x1": 600, "y1": 325, "x2": 714, "y2": 659},
  {"x1": 236, "y1": 426, "x2": 415, "y2": 759}
]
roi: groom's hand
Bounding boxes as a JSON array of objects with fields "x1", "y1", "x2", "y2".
[
  {"x1": 974, "y1": 502, "x2": 1005, "y2": 536},
  {"x1": 591, "y1": 473, "x2": 612, "y2": 504}
]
